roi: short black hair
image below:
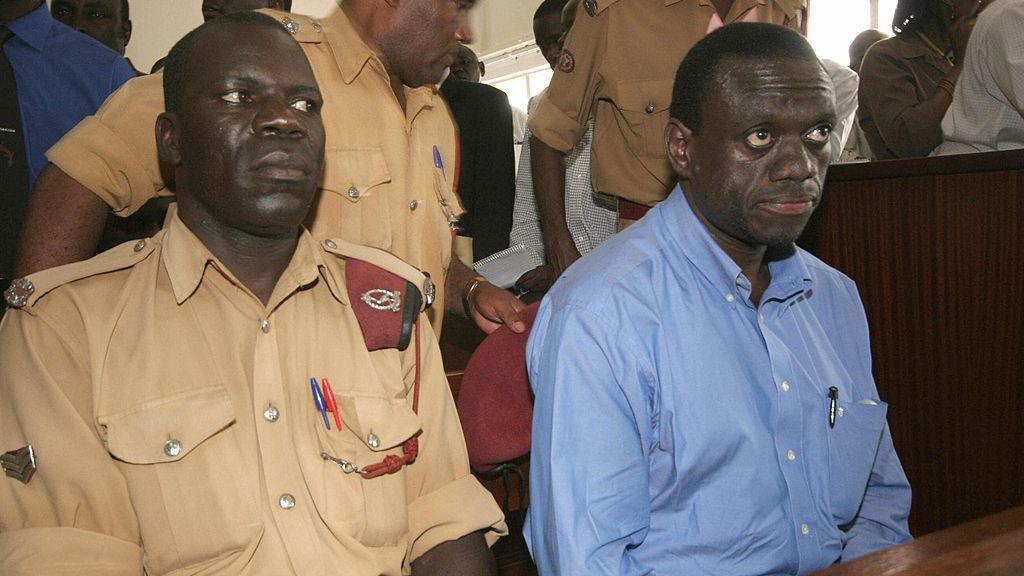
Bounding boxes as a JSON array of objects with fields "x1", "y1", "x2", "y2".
[
  {"x1": 121, "y1": 0, "x2": 130, "y2": 20},
  {"x1": 892, "y1": 0, "x2": 938, "y2": 36},
  {"x1": 534, "y1": 0, "x2": 567, "y2": 21},
  {"x1": 669, "y1": 22, "x2": 820, "y2": 135},
  {"x1": 163, "y1": 11, "x2": 285, "y2": 114}
]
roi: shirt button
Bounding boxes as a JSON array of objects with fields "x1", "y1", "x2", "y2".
[
  {"x1": 164, "y1": 439, "x2": 182, "y2": 457},
  {"x1": 261, "y1": 320, "x2": 271, "y2": 334},
  {"x1": 264, "y1": 405, "x2": 280, "y2": 422},
  {"x1": 324, "y1": 239, "x2": 337, "y2": 249},
  {"x1": 644, "y1": 103, "x2": 655, "y2": 114},
  {"x1": 781, "y1": 380, "x2": 790, "y2": 392},
  {"x1": 367, "y1": 433, "x2": 381, "y2": 449},
  {"x1": 347, "y1": 186, "x2": 360, "y2": 199},
  {"x1": 801, "y1": 523, "x2": 810, "y2": 535},
  {"x1": 409, "y1": 200, "x2": 419, "y2": 211},
  {"x1": 279, "y1": 494, "x2": 296, "y2": 509},
  {"x1": 725, "y1": 293, "x2": 735, "y2": 303},
  {"x1": 133, "y1": 239, "x2": 146, "y2": 252},
  {"x1": 759, "y1": 314, "x2": 766, "y2": 323},
  {"x1": 787, "y1": 449, "x2": 796, "y2": 461}
]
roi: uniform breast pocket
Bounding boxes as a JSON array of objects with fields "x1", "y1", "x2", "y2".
[
  {"x1": 318, "y1": 393, "x2": 422, "y2": 547},
  {"x1": 827, "y1": 398, "x2": 888, "y2": 525},
  {"x1": 99, "y1": 386, "x2": 260, "y2": 574},
  {"x1": 601, "y1": 78, "x2": 674, "y2": 160},
  {"x1": 318, "y1": 147, "x2": 393, "y2": 249}
]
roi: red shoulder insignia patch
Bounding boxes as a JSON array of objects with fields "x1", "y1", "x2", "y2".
[
  {"x1": 345, "y1": 259, "x2": 422, "y2": 351},
  {"x1": 557, "y1": 49, "x2": 576, "y2": 73}
]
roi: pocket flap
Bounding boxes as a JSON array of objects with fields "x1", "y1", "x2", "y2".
[
  {"x1": 337, "y1": 395, "x2": 421, "y2": 452},
  {"x1": 606, "y1": 79, "x2": 674, "y2": 114},
  {"x1": 99, "y1": 386, "x2": 236, "y2": 464},
  {"x1": 322, "y1": 147, "x2": 392, "y2": 203}
]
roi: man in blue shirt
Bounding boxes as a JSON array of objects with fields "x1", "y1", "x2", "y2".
[
  {"x1": 0, "y1": 0, "x2": 133, "y2": 296},
  {"x1": 526, "y1": 23, "x2": 912, "y2": 575}
]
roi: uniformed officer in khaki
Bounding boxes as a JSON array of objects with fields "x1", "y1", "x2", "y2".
[
  {"x1": 529, "y1": 0, "x2": 806, "y2": 277},
  {"x1": 0, "y1": 13, "x2": 504, "y2": 575},
  {"x1": 15, "y1": 0, "x2": 527, "y2": 338}
]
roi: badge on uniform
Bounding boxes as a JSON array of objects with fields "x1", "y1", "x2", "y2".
[
  {"x1": 557, "y1": 49, "x2": 576, "y2": 74},
  {"x1": 2, "y1": 445, "x2": 37, "y2": 484}
]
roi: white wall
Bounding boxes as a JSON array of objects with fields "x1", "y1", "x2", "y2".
[
  {"x1": 469, "y1": 0, "x2": 539, "y2": 58},
  {"x1": 122, "y1": 0, "x2": 339, "y2": 73}
]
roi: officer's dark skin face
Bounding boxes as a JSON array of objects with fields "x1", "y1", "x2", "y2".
[
  {"x1": 666, "y1": 56, "x2": 835, "y2": 260},
  {"x1": 533, "y1": 12, "x2": 562, "y2": 70},
  {"x1": 51, "y1": 0, "x2": 131, "y2": 54},
  {"x1": 379, "y1": 0, "x2": 476, "y2": 88},
  {"x1": 157, "y1": 22, "x2": 325, "y2": 242},
  {"x1": 202, "y1": 0, "x2": 285, "y2": 22},
  {"x1": 449, "y1": 44, "x2": 482, "y2": 82}
]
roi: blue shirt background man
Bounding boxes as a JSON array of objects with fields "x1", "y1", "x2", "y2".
[
  {"x1": 1, "y1": 0, "x2": 134, "y2": 295},
  {"x1": 526, "y1": 23, "x2": 912, "y2": 575}
]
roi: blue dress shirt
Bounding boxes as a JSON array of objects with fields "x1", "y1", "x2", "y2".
[
  {"x1": 525, "y1": 187, "x2": 912, "y2": 575},
  {"x1": 4, "y1": 2, "x2": 134, "y2": 187}
]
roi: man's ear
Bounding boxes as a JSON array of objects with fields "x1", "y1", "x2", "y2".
[
  {"x1": 665, "y1": 117, "x2": 695, "y2": 181},
  {"x1": 478, "y1": 61, "x2": 485, "y2": 78},
  {"x1": 122, "y1": 19, "x2": 132, "y2": 48},
  {"x1": 156, "y1": 112, "x2": 182, "y2": 168}
]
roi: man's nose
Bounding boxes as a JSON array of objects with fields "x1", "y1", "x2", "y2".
[
  {"x1": 253, "y1": 100, "x2": 305, "y2": 137},
  {"x1": 455, "y1": 11, "x2": 474, "y2": 44},
  {"x1": 769, "y1": 138, "x2": 818, "y2": 183}
]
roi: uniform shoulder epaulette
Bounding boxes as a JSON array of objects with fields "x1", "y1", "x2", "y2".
[
  {"x1": 321, "y1": 238, "x2": 435, "y2": 351},
  {"x1": 258, "y1": 9, "x2": 324, "y2": 43},
  {"x1": 3, "y1": 237, "x2": 157, "y2": 310}
]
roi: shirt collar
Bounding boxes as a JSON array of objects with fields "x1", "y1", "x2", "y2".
[
  {"x1": 323, "y1": 6, "x2": 377, "y2": 85},
  {"x1": 6, "y1": 2, "x2": 53, "y2": 51},
  {"x1": 658, "y1": 185, "x2": 812, "y2": 305},
  {"x1": 161, "y1": 211, "x2": 344, "y2": 306}
]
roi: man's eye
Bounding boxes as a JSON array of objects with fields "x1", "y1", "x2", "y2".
[
  {"x1": 54, "y1": 6, "x2": 71, "y2": 17},
  {"x1": 221, "y1": 91, "x2": 246, "y2": 103},
  {"x1": 805, "y1": 125, "x2": 832, "y2": 144},
  {"x1": 291, "y1": 99, "x2": 316, "y2": 113},
  {"x1": 745, "y1": 128, "x2": 774, "y2": 149},
  {"x1": 90, "y1": 10, "x2": 107, "y2": 19}
]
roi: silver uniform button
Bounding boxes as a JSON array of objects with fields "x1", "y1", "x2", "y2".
[
  {"x1": 409, "y1": 200, "x2": 419, "y2": 211},
  {"x1": 264, "y1": 405, "x2": 280, "y2": 422},
  {"x1": 133, "y1": 239, "x2": 146, "y2": 252},
  {"x1": 164, "y1": 439, "x2": 182, "y2": 457},
  {"x1": 312, "y1": 21, "x2": 322, "y2": 33},
  {"x1": 367, "y1": 433, "x2": 381, "y2": 449},
  {"x1": 324, "y1": 239, "x2": 337, "y2": 249},
  {"x1": 645, "y1": 103, "x2": 655, "y2": 114},
  {"x1": 347, "y1": 186, "x2": 360, "y2": 199},
  {"x1": 261, "y1": 320, "x2": 271, "y2": 333},
  {"x1": 279, "y1": 494, "x2": 296, "y2": 509},
  {"x1": 282, "y1": 17, "x2": 299, "y2": 34},
  {"x1": 3, "y1": 278, "x2": 34, "y2": 308}
]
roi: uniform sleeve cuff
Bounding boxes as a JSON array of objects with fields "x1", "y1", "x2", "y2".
[
  {"x1": 528, "y1": 95, "x2": 587, "y2": 153},
  {"x1": 404, "y1": 474, "x2": 509, "y2": 569},
  {"x1": 0, "y1": 527, "x2": 143, "y2": 576},
  {"x1": 46, "y1": 116, "x2": 164, "y2": 217}
]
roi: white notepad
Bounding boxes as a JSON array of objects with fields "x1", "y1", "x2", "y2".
[{"x1": 473, "y1": 244, "x2": 540, "y2": 289}]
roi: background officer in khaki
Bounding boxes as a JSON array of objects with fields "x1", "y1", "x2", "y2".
[
  {"x1": 529, "y1": 0, "x2": 805, "y2": 278},
  {"x1": 0, "y1": 13, "x2": 504, "y2": 575},
  {"x1": 15, "y1": 0, "x2": 527, "y2": 338}
]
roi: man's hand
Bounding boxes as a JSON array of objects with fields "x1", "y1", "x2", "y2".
[
  {"x1": 515, "y1": 264, "x2": 558, "y2": 294},
  {"x1": 469, "y1": 280, "x2": 526, "y2": 334}
]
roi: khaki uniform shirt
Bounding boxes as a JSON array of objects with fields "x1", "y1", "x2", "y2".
[
  {"x1": 0, "y1": 215, "x2": 505, "y2": 575},
  {"x1": 857, "y1": 33, "x2": 952, "y2": 159},
  {"x1": 45, "y1": 7, "x2": 463, "y2": 334},
  {"x1": 528, "y1": 0, "x2": 804, "y2": 206}
]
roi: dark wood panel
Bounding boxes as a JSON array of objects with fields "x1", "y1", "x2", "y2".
[
  {"x1": 809, "y1": 507, "x2": 1024, "y2": 576},
  {"x1": 801, "y1": 156, "x2": 1024, "y2": 535}
]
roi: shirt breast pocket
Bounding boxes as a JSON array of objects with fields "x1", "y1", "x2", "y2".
[
  {"x1": 318, "y1": 147, "x2": 393, "y2": 249},
  {"x1": 601, "y1": 78, "x2": 673, "y2": 160},
  {"x1": 827, "y1": 398, "x2": 888, "y2": 525},
  {"x1": 99, "y1": 386, "x2": 260, "y2": 574},
  {"x1": 317, "y1": 393, "x2": 422, "y2": 547}
]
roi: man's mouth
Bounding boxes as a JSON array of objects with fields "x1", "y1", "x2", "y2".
[{"x1": 758, "y1": 195, "x2": 817, "y2": 216}]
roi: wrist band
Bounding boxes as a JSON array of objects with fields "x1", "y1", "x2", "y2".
[{"x1": 462, "y1": 276, "x2": 487, "y2": 319}]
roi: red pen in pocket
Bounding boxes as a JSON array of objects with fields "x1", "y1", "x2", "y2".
[{"x1": 321, "y1": 378, "x2": 343, "y2": 432}]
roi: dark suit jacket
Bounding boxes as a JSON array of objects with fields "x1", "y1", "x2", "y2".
[{"x1": 440, "y1": 77, "x2": 516, "y2": 262}]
